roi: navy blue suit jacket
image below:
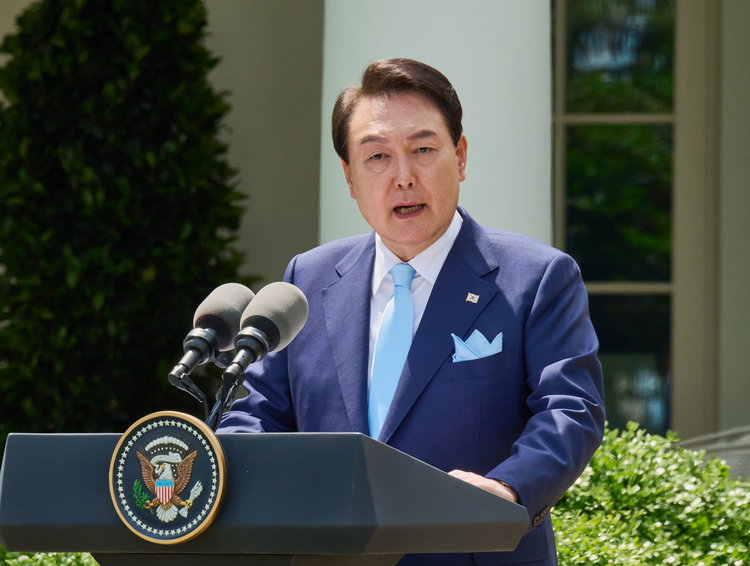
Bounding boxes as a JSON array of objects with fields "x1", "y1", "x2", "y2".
[{"x1": 220, "y1": 208, "x2": 605, "y2": 566}]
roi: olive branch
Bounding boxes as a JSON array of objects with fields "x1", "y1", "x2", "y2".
[{"x1": 133, "y1": 479, "x2": 151, "y2": 510}]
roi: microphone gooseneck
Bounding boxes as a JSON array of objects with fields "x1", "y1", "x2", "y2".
[
  {"x1": 167, "y1": 327, "x2": 220, "y2": 407},
  {"x1": 168, "y1": 283, "x2": 255, "y2": 418}
]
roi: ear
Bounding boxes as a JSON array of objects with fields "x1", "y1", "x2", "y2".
[
  {"x1": 456, "y1": 135, "x2": 468, "y2": 182},
  {"x1": 341, "y1": 158, "x2": 356, "y2": 198}
]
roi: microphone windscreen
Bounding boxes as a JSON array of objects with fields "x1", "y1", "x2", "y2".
[
  {"x1": 240, "y1": 282, "x2": 308, "y2": 353},
  {"x1": 194, "y1": 283, "x2": 255, "y2": 351}
]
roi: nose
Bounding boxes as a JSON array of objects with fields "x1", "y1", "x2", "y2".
[{"x1": 395, "y1": 156, "x2": 415, "y2": 189}]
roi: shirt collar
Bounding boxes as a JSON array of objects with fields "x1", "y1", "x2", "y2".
[{"x1": 372, "y1": 210, "x2": 463, "y2": 295}]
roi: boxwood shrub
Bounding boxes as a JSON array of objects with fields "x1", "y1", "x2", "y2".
[
  {"x1": 0, "y1": 550, "x2": 96, "y2": 566},
  {"x1": 0, "y1": 0, "x2": 250, "y2": 451},
  {"x1": 554, "y1": 423, "x2": 750, "y2": 565}
]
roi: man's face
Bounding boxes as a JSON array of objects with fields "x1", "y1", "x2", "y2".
[{"x1": 342, "y1": 93, "x2": 467, "y2": 261}]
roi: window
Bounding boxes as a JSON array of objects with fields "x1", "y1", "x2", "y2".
[{"x1": 552, "y1": 0, "x2": 718, "y2": 437}]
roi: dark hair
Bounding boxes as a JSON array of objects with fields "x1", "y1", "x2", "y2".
[{"x1": 331, "y1": 58, "x2": 463, "y2": 164}]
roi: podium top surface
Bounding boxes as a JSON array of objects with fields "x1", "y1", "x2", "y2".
[{"x1": 0, "y1": 432, "x2": 527, "y2": 555}]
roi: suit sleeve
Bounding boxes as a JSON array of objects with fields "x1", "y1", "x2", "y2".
[
  {"x1": 485, "y1": 253, "x2": 605, "y2": 531},
  {"x1": 217, "y1": 257, "x2": 300, "y2": 433}
]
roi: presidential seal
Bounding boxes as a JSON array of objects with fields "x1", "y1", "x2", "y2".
[{"x1": 109, "y1": 411, "x2": 227, "y2": 544}]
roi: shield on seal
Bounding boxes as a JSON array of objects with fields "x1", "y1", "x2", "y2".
[{"x1": 155, "y1": 478, "x2": 174, "y2": 506}]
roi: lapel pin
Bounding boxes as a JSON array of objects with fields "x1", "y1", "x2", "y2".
[{"x1": 466, "y1": 292, "x2": 479, "y2": 304}]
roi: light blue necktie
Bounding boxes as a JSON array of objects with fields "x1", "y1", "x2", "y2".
[{"x1": 368, "y1": 263, "x2": 416, "y2": 440}]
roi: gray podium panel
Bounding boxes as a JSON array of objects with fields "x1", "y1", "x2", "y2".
[{"x1": 0, "y1": 432, "x2": 527, "y2": 565}]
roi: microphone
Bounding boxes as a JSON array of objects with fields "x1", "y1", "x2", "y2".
[
  {"x1": 225, "y1": 282, "x2": 309, "y2": 381},
  {"x1": 206, "y1": 282, "x2": 308, "y2": 429},
  {"x1": 168, "y1": 283, "x2": 255, "y2": 405}
]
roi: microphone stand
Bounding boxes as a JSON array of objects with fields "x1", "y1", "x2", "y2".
[
  {"x1": 205, "y1": 327, "x2": 269, "y2": 431},
  {"x1": 206, "y1": 370, "x2": 240, "y2": 431}
]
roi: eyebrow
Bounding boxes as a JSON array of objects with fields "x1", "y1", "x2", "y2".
[
  {"x1": 359, "y1": 135, "x2": 383, "y2": 146},
  {"x1": 409, "y1": 129, "x2": 438, "y2": 141},
  {"x1": 358, "y1": 130, "x2": 438, "y2": 146}
]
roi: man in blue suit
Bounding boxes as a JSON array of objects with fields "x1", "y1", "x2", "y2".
[{"x1": 220, "y1": 59, "x2": 605, "y2": 566}]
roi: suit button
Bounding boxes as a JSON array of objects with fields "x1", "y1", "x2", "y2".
[{"x1": 532, "y1": 506, "x2": 549, "y2": 526}]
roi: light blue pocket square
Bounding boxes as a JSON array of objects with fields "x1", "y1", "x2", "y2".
[{"x1": 451, "y1": 330, "x2": 503, "y2": 362}]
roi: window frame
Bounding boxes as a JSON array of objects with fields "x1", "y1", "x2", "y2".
[{"x1": 552, "y1": 0, "x2": 721, "y2": 438}]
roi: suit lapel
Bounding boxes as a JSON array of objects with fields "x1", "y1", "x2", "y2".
[
  {"x1": 379, "y1": 212, "x2": 499, "y2": 443},
  {"x1": 321, "y1": 235, "x2": 375, "y2": 435}
]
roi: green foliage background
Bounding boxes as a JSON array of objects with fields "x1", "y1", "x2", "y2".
[
  {"x1": 565, "y1": 0, "x2": 674, "y2": 113},
  {"x1": 554, "y1": 424, "x2": 750, "y2": 565},
  {"x1": 566, "y1": 125, "x2": 672, "y2": 283},
  {"x1": 0, "y1": 0, "x2": 249, "y2": 451},
  {"x1": 0, "y1": 549, "x2": 96, "y2": 566}
]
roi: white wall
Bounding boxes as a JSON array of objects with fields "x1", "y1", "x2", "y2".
[
  {"x1": 0, "y1": 0, "x2": 31, "y2": 69},
  {"x1": 718, "y1": 0, "x2": 750, "y2": 431},
  {"x1": 318, "y1": 0, "x2": 552, "y2": 245},
  {"x1": 203, "y1": 0, "x2": 323, "y2": 287}
]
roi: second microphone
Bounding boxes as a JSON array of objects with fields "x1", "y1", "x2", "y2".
[{"x1": 221, "y1": 282, "x2": 309, "y2": 383}]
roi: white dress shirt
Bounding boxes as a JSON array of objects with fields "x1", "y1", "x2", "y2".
[{"x1": 367, "y1": 210, "x2": 463, "y2": 386}]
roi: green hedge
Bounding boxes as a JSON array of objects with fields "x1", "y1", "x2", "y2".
[
  {"x1": 0, "y1": 0, "x2": 249, "y2": 451},
  {"x1": 2, "y1": 424, "x2": 748, "y2": 565},
  {"x1": 554, "y1": 423, "x2": 750, "y2": 565},
  {"x1": 0, "y1": 549, "x2": 95, "y2": 566}
]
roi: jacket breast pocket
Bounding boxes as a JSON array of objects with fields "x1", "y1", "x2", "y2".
[{"x1": 440, "y1": 347, "x2": 515, "y2": 381}]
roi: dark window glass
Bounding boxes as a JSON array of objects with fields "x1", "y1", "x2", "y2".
[
  {"x1": 566, "y1": 0, "x2": 675, "y2": 113},
  {"x1": 589, "y1": 294, "x2": 670, "y2": 436},
  {"x1": 566, "y1": 124, "x2": 671, "y2": 281}
]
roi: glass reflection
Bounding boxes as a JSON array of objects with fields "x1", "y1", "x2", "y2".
[
  {"x1": 566, "y1": 124, "x2": 671, "y2": 282},
  {"x1": 567, "y1": 0, "x2": 674, "y2": 112},
  {"x1": 589, "y1": 295, "x2": 670, "y2": 436}
]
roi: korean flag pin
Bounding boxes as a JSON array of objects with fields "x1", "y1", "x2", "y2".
[{"x1": 466, "y1": 292, "x2": 479, "y2": 304}]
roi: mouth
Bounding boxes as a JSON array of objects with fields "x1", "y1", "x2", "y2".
[{"x1": 394, "y1": 204, "x2": 424, "y2": 215}]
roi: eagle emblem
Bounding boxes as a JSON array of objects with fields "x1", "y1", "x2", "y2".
[
  {"x1": 135, "y1": 435, "x2": 203, "y2": 523},
  {"x1": 110, "y1": 411, "x2": 227, "y2": 544}
]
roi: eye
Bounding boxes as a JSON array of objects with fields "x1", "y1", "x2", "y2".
[{"x1": 416, "y1": 147, "x2": 431, "y2": 154}]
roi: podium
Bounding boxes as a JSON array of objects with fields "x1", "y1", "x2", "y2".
[{"x1": 0, "y1": 432, "x2": 528, "y2": 565}]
